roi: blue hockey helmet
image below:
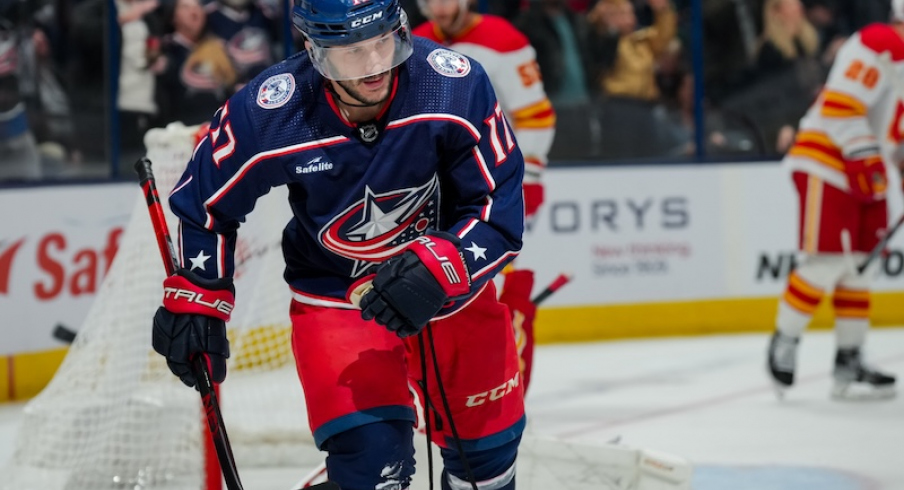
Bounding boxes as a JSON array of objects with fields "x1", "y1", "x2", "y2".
[{"x1": 293, "y1": 0, "x2": 414, "y2": 80}]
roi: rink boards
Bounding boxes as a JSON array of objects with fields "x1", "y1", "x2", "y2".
[{"x1": 4, "y1": 160, "x2": 904, "y2": 400}]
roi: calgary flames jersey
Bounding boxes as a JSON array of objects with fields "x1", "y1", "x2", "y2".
[
  {"x1": 785, "y1": 24, "x2": 904, "y2": 195},
  {"x1": 413, "y1": 15, "x2": 555, "y2": 185}
]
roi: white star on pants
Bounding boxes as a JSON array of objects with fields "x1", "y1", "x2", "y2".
[{"x1": 189, "y1": 250, "x2": 211, "y2": 271}]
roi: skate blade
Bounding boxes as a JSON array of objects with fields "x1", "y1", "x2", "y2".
[
  {"x1": 830, "y1": 382, "x2": 897, "y2": 401},
  {"x1": 772, "y1": 381, "x2": 790, "y2": 400}
]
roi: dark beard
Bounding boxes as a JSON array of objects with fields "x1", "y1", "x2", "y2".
[{"x1": 334, "y1": 72, "x2": 393, "y2": 107}]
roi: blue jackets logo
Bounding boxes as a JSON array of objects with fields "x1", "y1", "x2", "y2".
[{"x1": 319, "y1": 177, "x2": 440, "y2": 276}]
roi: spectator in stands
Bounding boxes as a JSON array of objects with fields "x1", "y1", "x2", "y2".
[
  {"x1": 754, "y1": 0, "x2": 824, "y2": 152},
  {"x1": 514, "y1": 0, "x2": 608, "y2": 108},
  {"x1": 116, "y1": 0, "x2": 164, "y2": 168},
  {"x1": 204, "y1": 0, "x2": 279, "y2": 87},
  {"x1": 661, "y1": 70, "x2": 761, "y2": 156},
  {"x1": 588, "y1": 0, "x2": 677, "y2": 101},
  {"x1": 755, "y1": 0, "x2": 820, "y2": 75},
  {"x1": 155, "y1": 0, "x2": 237, "y2": 126},
  {"x1": 805, "y1": 0, "x2": 845, "y2": 59},
  {"x1": 701, "y1": 0, "x2": 759, "y2": 102},
  {"x1": 514, "y1": 0, "x2": 613, "y2": 159},
  {"x1": 67, "y1": 0, "x2": 109, "y2": 168},
  {"x1": 0, "y1": 16, "x2": 42, "y2": 180},
  {"x1": 18, "y1": 21, "x2": 79, "y2": 175}
]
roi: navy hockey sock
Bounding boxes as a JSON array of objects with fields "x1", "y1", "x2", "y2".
[
  {"x1": 323, "y1": 420, "x2": 415, "y2": 490},
  {"x1": 440, "y1": 435, "x2": 520, "y2": 490}
]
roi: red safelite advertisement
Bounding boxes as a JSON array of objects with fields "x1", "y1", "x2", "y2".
[{"x1": 0, "y1": 184, "x2": 135, "y2": 355}]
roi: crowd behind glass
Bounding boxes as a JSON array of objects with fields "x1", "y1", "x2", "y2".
[{"x1": 0, "y1": 0, "x2": 892, "y2": 181}]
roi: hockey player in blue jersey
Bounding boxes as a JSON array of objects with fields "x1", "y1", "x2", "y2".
[{"x1": 150, "y1": 0, "x2": 527, "y2": 488}]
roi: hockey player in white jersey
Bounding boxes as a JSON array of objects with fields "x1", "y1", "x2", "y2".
[{"x1": 767, "y1": 4, "x2": 904, "y2": 400}]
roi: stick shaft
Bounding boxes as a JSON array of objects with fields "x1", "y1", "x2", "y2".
[
  {"x1": 134, "y1": 157, "x2": 244, "y2": 490},
  {"x1": 858, "y1": 213, "x2": 904, "y2": 274},
  {"x1": 531, "y1": 273, "x2": 572, "y2": 306},
  {"x1": 135, "y1": 157, "x2": 179, "y2": 275}
]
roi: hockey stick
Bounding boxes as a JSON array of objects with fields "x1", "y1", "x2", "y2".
[
  {"x1": 291, "y1": 272, "x2": 572, "y2": 490},
  {"x1": 531, "y1": 272, "x2": 572, "y2": 305},
  {"x1": 856, "y1": 213, "x2": 904, "y2": 274},
  {"x1": 134, "y1": 157, "x2": 245, "y2": 490}
]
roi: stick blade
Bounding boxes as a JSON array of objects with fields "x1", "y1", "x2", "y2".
[{"x1": 52, "y1": 323, "x2": 77, "y2": 344}]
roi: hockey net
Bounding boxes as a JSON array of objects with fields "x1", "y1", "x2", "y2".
[{"x1": 0, "y1": 122, "x2": 692, "y2": 490}]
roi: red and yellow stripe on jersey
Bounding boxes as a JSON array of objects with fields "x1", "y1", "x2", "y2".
[
  {"x1": 788, "y1": 130, "x2": 846, "y2": 172},
  {"x1": 819, "y1": 90, "x2": 868, "y2": 118},
  {"x1": 783, "y1": 23, "x2": 904, "y2": 193}
]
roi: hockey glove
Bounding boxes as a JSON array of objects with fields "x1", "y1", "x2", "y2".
[
  {"x1": 845, "y1": 156, "x2": 887, "y2": 202},
  {"x1": 843, "y1": 140, "x2": 887, "y2": 202},
  {"x1": 360, "y1": 231, "x2": 471, "y2": 337},
  {"x1": 152, "y1": 268, "x2": 233, "y2": 388}
]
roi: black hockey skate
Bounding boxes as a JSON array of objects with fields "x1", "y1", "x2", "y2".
[
  {"x1": 767, "y1": 331, "x2": 799, "y2": 398},
  {"x1": 831, "y1": 347, "x2": 897, "y2": 401}
]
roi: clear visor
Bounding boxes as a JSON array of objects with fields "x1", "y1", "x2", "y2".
[{"x1": 308, "y1": 21, "x2": 413, "y2": 81}]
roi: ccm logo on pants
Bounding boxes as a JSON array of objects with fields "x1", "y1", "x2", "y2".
[{"x1": 465, "y1": 373, "x2": 520, "y2": 407}]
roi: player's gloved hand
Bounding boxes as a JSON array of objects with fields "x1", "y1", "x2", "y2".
[
  {"x1": 152, "y1": 268, "x2": 233, "y2": 388},
  {"x1": 843, "y1": 144, "x2": 887, "y2": 202},
  {"x1": 360, "y1": 231, "x2": 471, "y2": 337}
]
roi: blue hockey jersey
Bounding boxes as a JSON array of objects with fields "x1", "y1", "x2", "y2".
[{"x1": 169, "y1": 37, "x2": 525, "y2": 316}]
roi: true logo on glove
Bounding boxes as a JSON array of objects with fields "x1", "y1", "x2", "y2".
[
  {"x1": 163, "y1": 287, "x2": 235, "y2": 316},
  {"x1": 414, "y1": 235, "x2": 468, "y2": 287}
]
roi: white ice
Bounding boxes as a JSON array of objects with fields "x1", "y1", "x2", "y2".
[{"x1": 2, "y1": 328, "x2": 902, "y2": 489}]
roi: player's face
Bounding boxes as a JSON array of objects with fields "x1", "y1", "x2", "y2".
[
  {"x1": 173, "y1": 0, "x2": 205, "y2": 40},
  {"x1": 328, "y1": 34, "x2": 395, "y2": 104},
  {"x1": 334, "y1": 70, "x2": 393, "y2": 106},
  {"x1": 423, "y1": 0, "x2": 464, "y2": 33}
]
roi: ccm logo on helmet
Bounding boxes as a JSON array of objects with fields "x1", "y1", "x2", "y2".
[
  {"x1": 350, "y1": 11, "x2": 383, "y2": 27},
  {"x1": 465, "y1": 372, "x2": 520, "y2": 407},
  {"x1": 163, "y1": 287, "x2": 235, "y2": 316}
]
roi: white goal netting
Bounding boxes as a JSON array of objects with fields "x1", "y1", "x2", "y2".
[{"x1": 0, "y1": 123, "x2": 692, "y2": 490}]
